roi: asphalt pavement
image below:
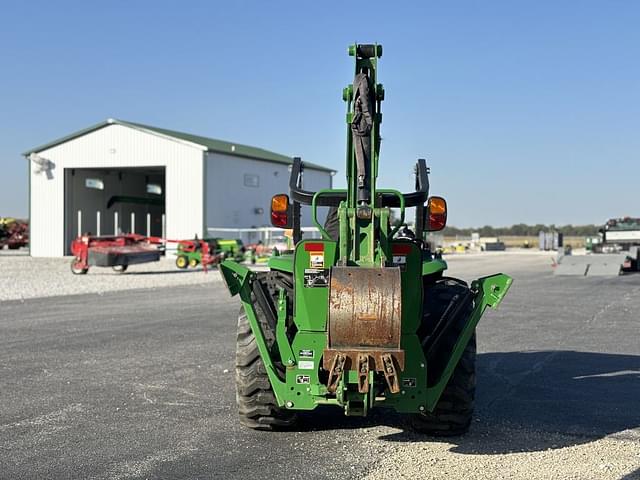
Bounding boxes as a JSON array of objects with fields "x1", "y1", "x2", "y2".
[{"x1": 1, "y1": 254, "x2": 639, "y2": 479}]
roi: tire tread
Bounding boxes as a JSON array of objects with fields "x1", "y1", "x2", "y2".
[
  {"x1": 412, "y1": 277, "x2": 477, "y2": 436},
  {"x1": 235, "y1": 272, "x2": 297, "y2": 431}
]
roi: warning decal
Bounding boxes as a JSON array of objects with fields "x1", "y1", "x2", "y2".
[
  {"x1": 309, "y1": 252, "x2": 325, "y2": 268},
  {"x1": 392, "y1": 255, "x2": 407, "y2": 265},
  {"x1": 296, "y1": 375, "x2": 311, "y2": 384},
  {"x1": 303, "y1": 268, "x2": 329, "y2": 288},
  {"x1": 402, "y1": 378, "x2": 417, "y2": 388}
]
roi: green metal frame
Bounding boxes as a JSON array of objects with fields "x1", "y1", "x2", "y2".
[
  {"x1": 220, "y1": 43, "x2": 512, "y2": 416},
  {"x1": 221, "y1": 259, "x2": 512, "y2": 412}
]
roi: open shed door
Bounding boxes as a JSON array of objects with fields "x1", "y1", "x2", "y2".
[{"x1": 64, "y1": 167, "x2": 165, "y2": 254}]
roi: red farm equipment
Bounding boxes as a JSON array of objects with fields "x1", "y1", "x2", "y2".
[
  {"x1": 174, "y1": 238, "x2": 225, "y2": 269},
  {"x1": 0, "y1": 220, "x2": 29, "y2": 250},
  {"x1": 70, "y1": 234, "x2": 221, "y2": 274}
]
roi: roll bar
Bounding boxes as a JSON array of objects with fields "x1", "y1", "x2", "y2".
[{"x1": 288, "y1": 157, "x2": 429, "y2": 208}]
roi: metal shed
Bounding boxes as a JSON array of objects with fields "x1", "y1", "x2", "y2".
[{"x1": 24, "y1": 119, "x2": 334, "y2": 257}]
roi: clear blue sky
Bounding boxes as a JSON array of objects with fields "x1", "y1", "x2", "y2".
[{"x1": 1, "y1": 1, "x2": 638, "y2": 227}]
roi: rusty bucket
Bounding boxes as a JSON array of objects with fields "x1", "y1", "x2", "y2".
[{"x1": 323, "y1": 266, "x2": 404, "y2": 393}]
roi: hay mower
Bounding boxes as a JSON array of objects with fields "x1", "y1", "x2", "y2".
[
  {"x1": 70, "y1": 234, "x2": 220, "y2": 274},
  {"x1": 220, "y1": 44, "x2": 512, "y2": 433},
  {"x1": 70, "y1": 234, "x2": 163, "y2": 274}
]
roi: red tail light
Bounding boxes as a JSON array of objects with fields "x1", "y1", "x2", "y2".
[
  {"x1": 271, "y1": 211, "x2": 289, "y2": 228},
  {"x1": 427, "y1": 196, "x2": 447, "y2": 231},
  {"x1": 271, "y1": 194, "x2": 292, "y2": 228}
]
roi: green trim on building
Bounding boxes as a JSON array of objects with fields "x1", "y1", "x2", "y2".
[{"x1": 22, "y1": 118, "x2": 335, "y2": 173}]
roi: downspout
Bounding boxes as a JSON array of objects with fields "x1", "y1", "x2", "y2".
[
  {"x1": 202, "y1": 152, "x2": 207, "y2": 238},
  {"x1": 26, "y1": 153, "x2": 31, "y2": 256}
]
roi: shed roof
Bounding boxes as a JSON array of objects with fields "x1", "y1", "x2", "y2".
[{"x1": 23, "y1": 119, "x2": 335, "y2": 173}]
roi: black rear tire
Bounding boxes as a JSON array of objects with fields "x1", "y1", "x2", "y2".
[
  {"x1": 412, "y1": 277, "x2": 476, "y2": 436},
  {"x1": 235, "y1": 272, "x2": 297, "y2": 431}
]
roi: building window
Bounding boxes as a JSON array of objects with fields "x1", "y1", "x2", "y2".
[
  {"x1": 85, "y1": 178, "x2": 104, "y2": 190},
  {"x1": 146, "y1": 183, "x2": 162, "y2": 195},
  {"x1": 244, "y1": 173, "x2": 259, "y2": 188}
]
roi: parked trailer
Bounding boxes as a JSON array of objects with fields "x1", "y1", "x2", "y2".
[
  {"x1": 602, "y1": 217, "x2": 640, "y2": 249},
  {"x1": 555, "y1": 217, "x2": 640, "y2": 276}
]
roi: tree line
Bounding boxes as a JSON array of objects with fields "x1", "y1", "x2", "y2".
[{"x1": 441, "y1": 223, "x2": 600, "y2": 237}]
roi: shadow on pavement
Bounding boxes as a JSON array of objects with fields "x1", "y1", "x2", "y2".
[
  {"x1": 302, "y1": 351, "x2": 640, "y2": 454},
  {"x1": 89, "y1": 268, "x2": 212, "y2": 276},
  {"x1": 620, "y1": 467, "x2": 640, "y2": 479}
]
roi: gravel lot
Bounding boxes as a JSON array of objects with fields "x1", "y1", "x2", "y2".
[
  {"x1": 0, "y1": 250, "x2": 229, "y2": 302},
  {"x1": 365, "y1": 424, "x2": 639, "y2": 480},
  {"x1": 1, "y1": 251, "x2": 638, "y2": 479},
  {"x1": 0, "y1": 248, "x2": 547, "y2": 302}
]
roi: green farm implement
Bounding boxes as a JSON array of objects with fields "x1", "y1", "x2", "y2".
[
  {"x1": 175, "y1": 238, "x2": 221, "y2": 269},
  {"x1": 216, "y1": 239, "x2": 247, "y2": 262},
  {"x1": 220, "y1": 44, "x2": 512, "y2": 433},
  {"x1": 175, "y1": 238, "x2": 245, "y2": 269}
]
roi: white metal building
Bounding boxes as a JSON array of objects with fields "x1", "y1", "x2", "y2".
[{"x1": 24, "y1": 119, "x2": 334, "y2": 257}]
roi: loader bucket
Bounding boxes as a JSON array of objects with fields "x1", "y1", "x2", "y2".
[{"x1": 324, "y1": 266, "x2": 404, "y2": 394}]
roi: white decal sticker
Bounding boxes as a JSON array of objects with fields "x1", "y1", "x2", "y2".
[
  {"x1": 310, "y1": 252, "x2": 325, "y2": 268},
  {"x1": 298, "y1": 360, "x2": 315, "y2": 370},
  {"x1": 393, "y1": 255, "x2": 407, "y2": 265}
]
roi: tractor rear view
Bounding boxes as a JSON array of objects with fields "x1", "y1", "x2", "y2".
[{"x1": 220, "y1": 44, "x2": 511, "y2": 433}]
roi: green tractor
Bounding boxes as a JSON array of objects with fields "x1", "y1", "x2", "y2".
[{"x1": 220, "y1": 44, "x2": 512, "y2": 433}]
